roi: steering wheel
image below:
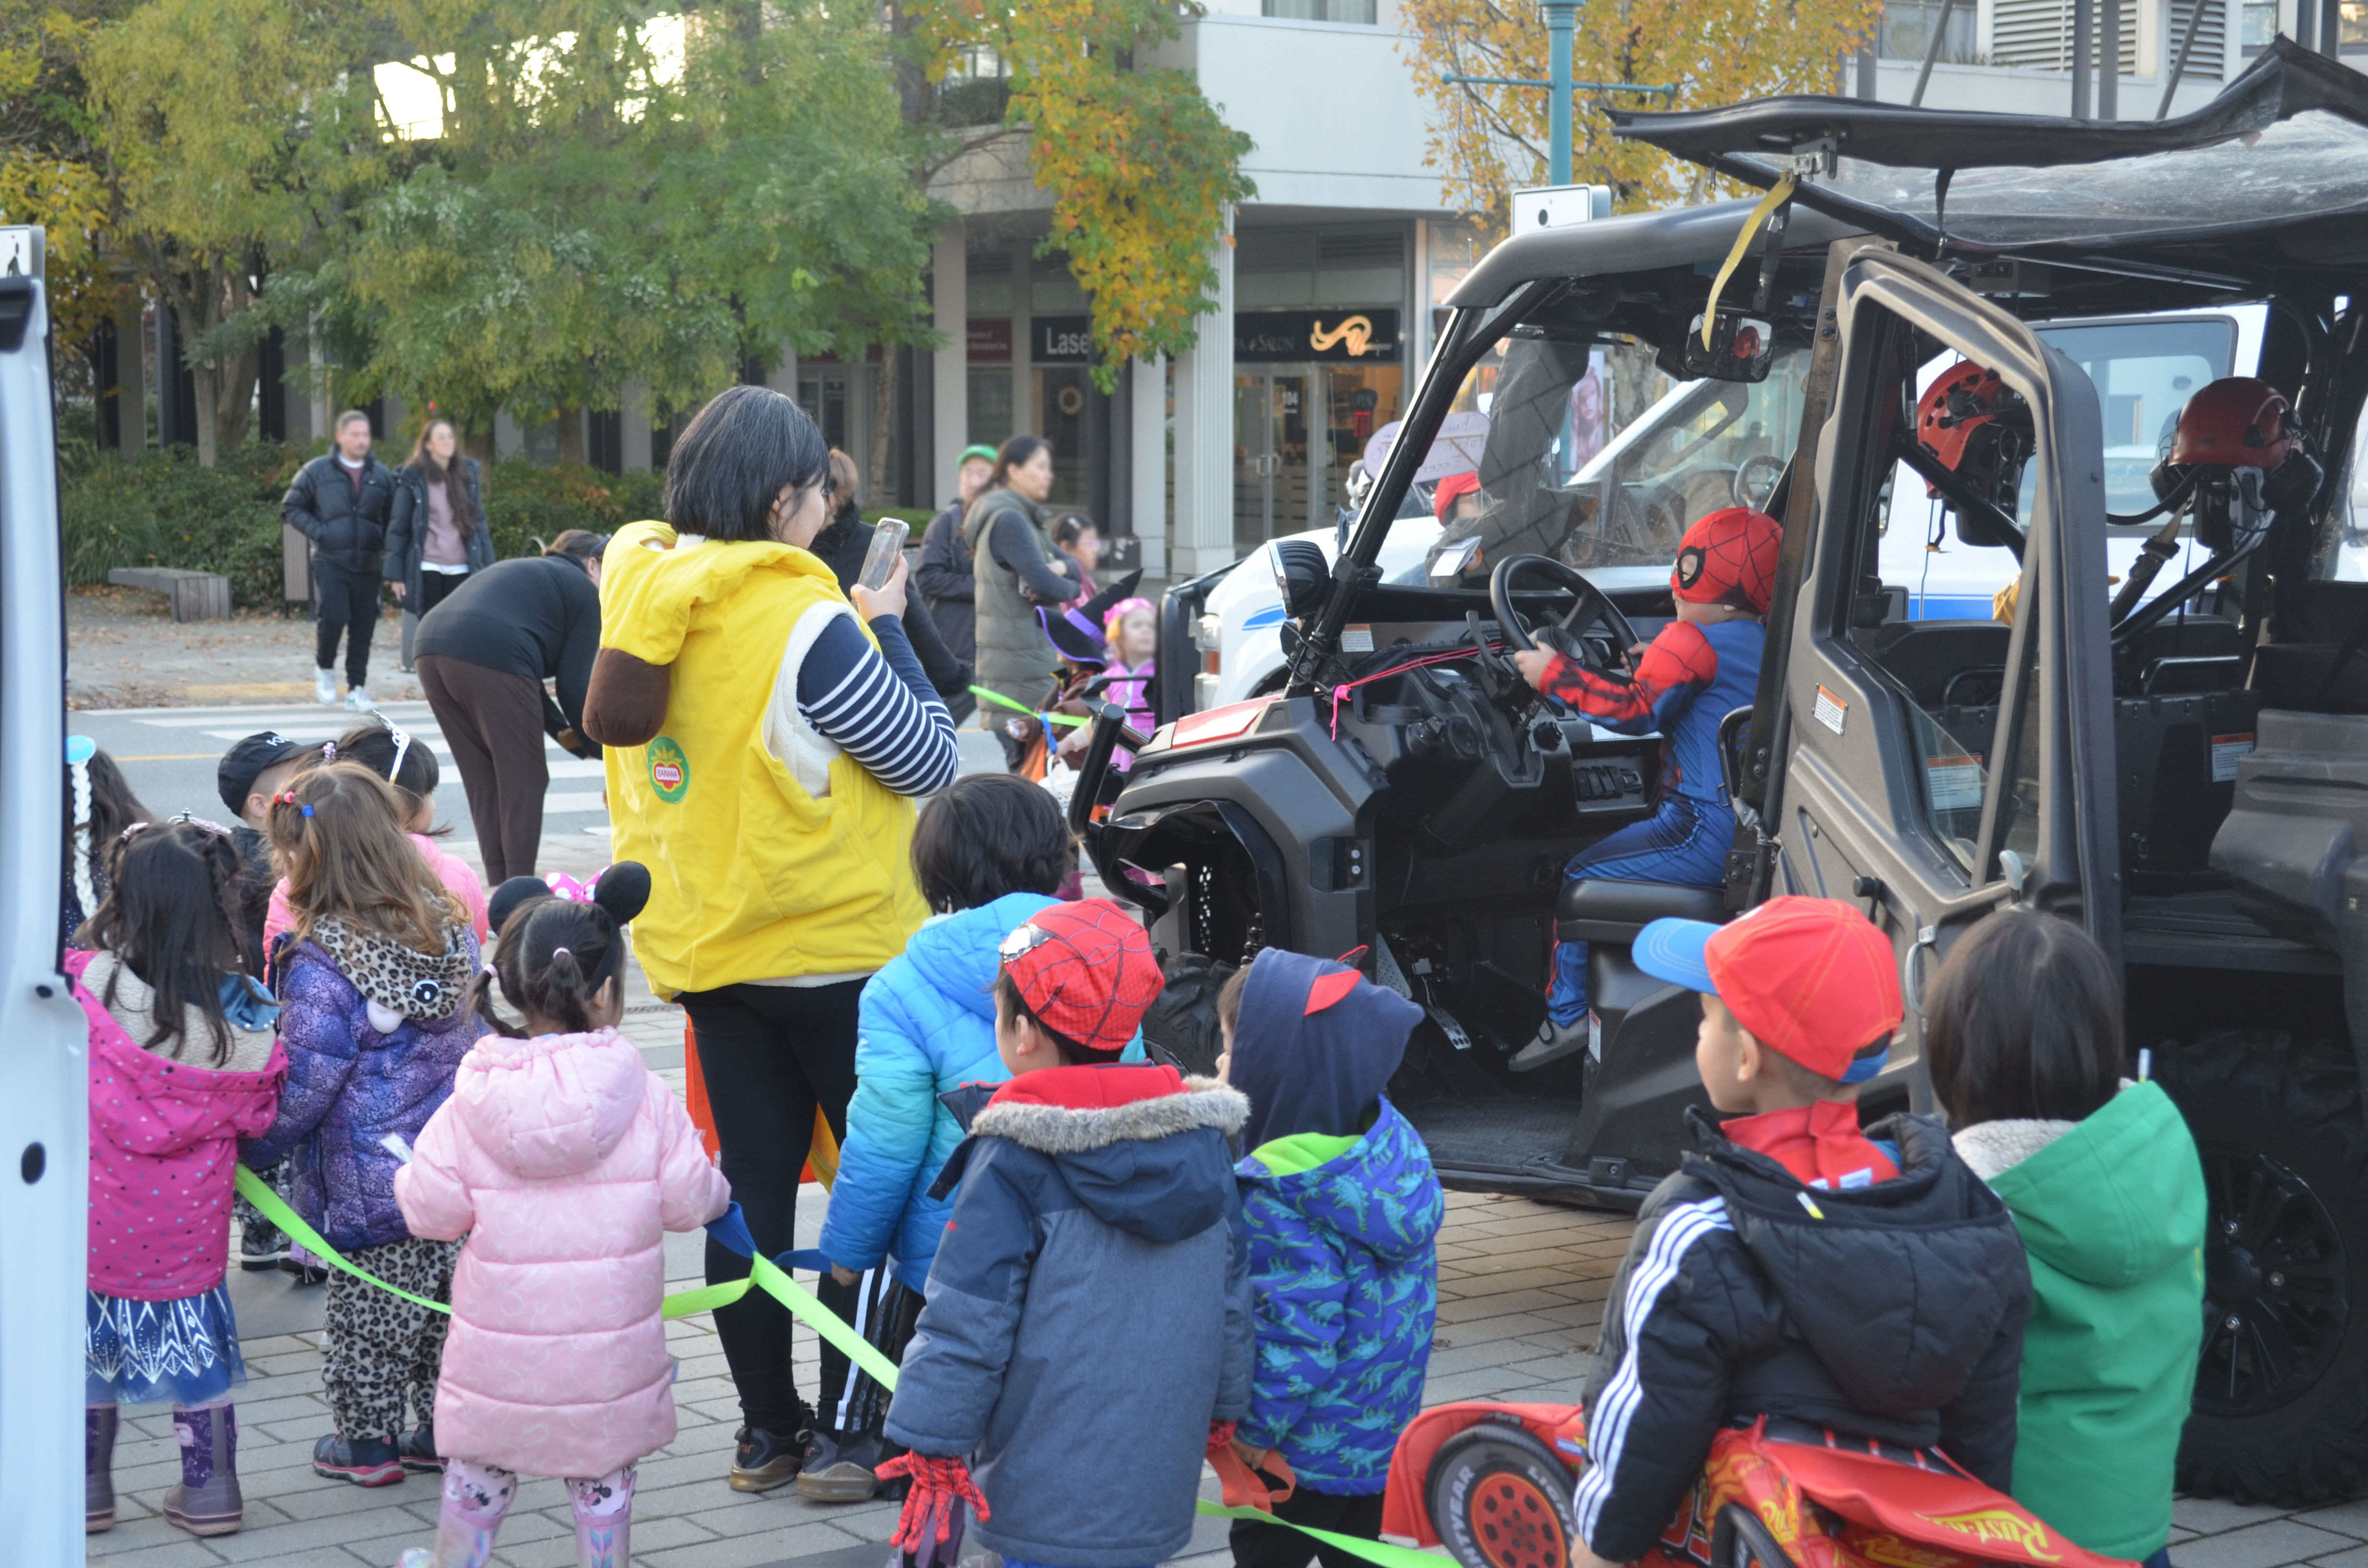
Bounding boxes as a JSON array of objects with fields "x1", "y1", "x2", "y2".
[
  {"x1": 1734, "y1": 453, "x2": 1786, "y2": 511},
  {"x1": 1490, "y1": 554, "x2": 1640, "y2": 672}
]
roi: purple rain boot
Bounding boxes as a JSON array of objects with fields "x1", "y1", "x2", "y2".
[
  {"x1": 162, "y1": 1403, "x2": 244, "y2": 1536},
  {"x1": 86, "y1": 1406, "x2": 117, "y2": 1533}
]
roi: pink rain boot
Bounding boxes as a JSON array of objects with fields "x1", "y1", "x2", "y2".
[
  {"x1": 395, "y1": 1458, "x2": 515, "y2": 1568},
  {"x1": 568, "y1": 1464, "x2": 636, "y2": 1568}
]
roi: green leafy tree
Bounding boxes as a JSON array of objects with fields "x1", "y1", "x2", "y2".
[
  {"x1": 82, "y1": 0, "x2": 384, "y2": 463},
  {"x1": 0, "y1": 2, "x2": 124, "y2": 355}
]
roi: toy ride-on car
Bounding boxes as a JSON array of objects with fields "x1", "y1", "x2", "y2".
[{"x1": 1381, "y1": 1402, "x2": 2133, "y2": 1568}]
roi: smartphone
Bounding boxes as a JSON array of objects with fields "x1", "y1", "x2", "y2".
[{"x1": 858, "y1": 519, "x2": 910, "y2": 591}]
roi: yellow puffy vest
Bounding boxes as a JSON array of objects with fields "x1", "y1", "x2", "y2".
[{"x1": 599, "y1": 520, "x2": 925, "y2": 998}]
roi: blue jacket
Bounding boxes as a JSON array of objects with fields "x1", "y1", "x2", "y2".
[
  {"x1": 886, "y1": 1065, "x2": 1254, "y2": 1568},
  {"x1": 823, "y1": 892, "x2": 1144, "y2": 1291},
  {"x1": 241, "y1": 937, "x2": 485, "y2": 1252},
  {"x1": 1228, "y1": 950, "x2": 1443, "y2": 1494}
]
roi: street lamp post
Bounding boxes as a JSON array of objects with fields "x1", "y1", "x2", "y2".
[{"x1": 1545, "y1": 0, "x2": 1576, "y2": 185}]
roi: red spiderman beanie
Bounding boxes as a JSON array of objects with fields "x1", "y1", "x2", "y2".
[{"x1": 1671, "y1": 507, "x2": 1781, "y2": 616}]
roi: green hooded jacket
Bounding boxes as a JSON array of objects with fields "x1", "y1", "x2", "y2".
[{"x1": 1955, "y1": 1081, "x2": 2205, "y2": 1562}]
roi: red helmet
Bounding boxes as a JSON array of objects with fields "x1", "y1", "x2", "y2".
[
  {"x1": 2165, "y1": 377, "x2": 2303, "y2": 469},
  {"x1": 2151, "y1": 377, "x2": 2320, "y2": 546},
  {"x1": 1917, "y1": 361, "x2": 2031, "y2": 511}
]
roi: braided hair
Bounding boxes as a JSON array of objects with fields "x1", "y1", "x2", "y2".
[
  {"x1": 76, "y1": 820, "x2": 247, "y2": 1064},
  {"x1": 469, "y1": 863, "x2": 652, "y2": 1038}
]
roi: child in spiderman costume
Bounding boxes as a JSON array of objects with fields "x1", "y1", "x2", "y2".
[{"x1": 1507, "y1": 506, "x2": 1782, "y2": 1072}]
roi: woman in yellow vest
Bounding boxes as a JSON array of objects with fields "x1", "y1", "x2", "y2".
[{"x1": 582, "y1": 385, "x2": 959, "y2": 1494}]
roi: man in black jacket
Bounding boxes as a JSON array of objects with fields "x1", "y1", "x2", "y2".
[
  {"x1": 1571, "y1": 898, "x2": 2031, "y2": 1566},
  {"x1": 283, "y1": 409, "x2": 399, "y2": 710}
]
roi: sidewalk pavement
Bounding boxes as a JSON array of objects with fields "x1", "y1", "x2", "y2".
[{"x1": 85, "y1": 1029, "x2": 2368, "y2": 1568}]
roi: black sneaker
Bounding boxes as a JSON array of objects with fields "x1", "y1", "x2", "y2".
[
  {"x1": 398, "y1": 1423, "x2": 443, "y2": 1473},
  {"x1": 796, "y1": 1430, "x2": 883, "y2": 1502},
  {"x1": 730, "y1": 1427, "x2": 813, "y2": 1494},
  {"x1": 312, "y1": 1433, "x2": 404, "y2": 1487},
  {"x1": 282, "y1": 1257, "x2": 330, "y2": 1286},
  {"x1": 238, "y1": 1223, "x2": 286, "y2": 1273}
]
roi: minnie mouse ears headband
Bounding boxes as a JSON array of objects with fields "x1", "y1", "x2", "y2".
[{"x1": 486, "y1": 861, "x2": 652, "y2": 939}]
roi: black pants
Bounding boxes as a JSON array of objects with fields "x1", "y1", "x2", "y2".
[
  {"x1": 679, "y1": 979, "x2": 865, "y2": 1439},
  {"x1": 1229, "y1": 1488, "x2": 1387, "y2": 1568},
  {"x1": 416, "y1": 656, "x2": 548, "y2": 884},
  {"x1": 817, "y1": 1269, "x2": 923, "y2": 1441},
  {"x1": 313, "y1": 558, "x2": 381, "y2": 687}
]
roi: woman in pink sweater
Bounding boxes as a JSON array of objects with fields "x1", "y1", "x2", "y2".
[{"x1": 393, "y1": 863, "x2": 728, "y2": 1568}]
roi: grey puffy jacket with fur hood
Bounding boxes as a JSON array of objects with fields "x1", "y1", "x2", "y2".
[{"x1": 886, "y1": 1064, "x2": 1253, "y2": 1568}]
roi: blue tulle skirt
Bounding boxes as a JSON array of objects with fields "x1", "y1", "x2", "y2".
[{"x1": 85, "y1": 1285, "x2": 246, "y2": 1408}]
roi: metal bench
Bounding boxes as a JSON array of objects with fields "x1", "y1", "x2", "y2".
[{"x1": 107, "y1": 566, "x2": 231, "y2": 622}]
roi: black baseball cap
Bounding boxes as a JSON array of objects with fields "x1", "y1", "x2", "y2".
[{"x1": 217, "y1": 732, "x2": 312, "y2": 815}]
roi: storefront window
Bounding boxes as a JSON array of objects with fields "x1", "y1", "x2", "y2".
[
  {"x1": 2242, "y1": 0, "x2": 2279, "y2": 44},
  {"x1": 1876, "y1": 0, "x2": 1977, "y2": 58},
  {"x1": 1262, "y1": 0, "x2": 1378, "y2": 20}
]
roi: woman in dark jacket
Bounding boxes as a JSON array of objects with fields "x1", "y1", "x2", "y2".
[
  {"x1": 961, "y1": 435, "x2": 1079, "y2": 770},
  {"x1": 412, "y1": 530, "x2": 605, "y2": 883},
  {"x1": 810, "y1": 449, "x2": 975, "y2": 724},
  {"x1": 384, "y1": 417, "x2": 497, "y2": 672}
]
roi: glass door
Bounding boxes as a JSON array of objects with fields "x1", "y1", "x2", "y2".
[{"x1": 1234, "y1": 372, "x2": 1318, "y2": 552}]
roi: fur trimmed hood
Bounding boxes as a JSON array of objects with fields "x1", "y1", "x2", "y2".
[
  {"x1": 970, "y1": 1068, "x2": 1247, "y2": 1155},
  {"x1": 932, "y1": 1064, "x2": 1247, "y2": 1246}
]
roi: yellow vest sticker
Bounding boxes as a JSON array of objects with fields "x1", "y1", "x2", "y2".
[{"x1": 648, "y1": 736, "x2": 690, "y2": 802}]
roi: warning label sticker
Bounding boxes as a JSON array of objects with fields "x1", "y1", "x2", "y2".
[
  {"x1": 1341, "y1": 624, "x2": 1375, "y2": 653},
  {"x1": 1927, "y1": 754, "x2": 1985, "y2": 811},
  {"x1": 1813, "y1": 685, "x2": 1848, "y2": 735},
  {"x1": 2212, "y1": 733, "x2": 2256, "y2": 783}
]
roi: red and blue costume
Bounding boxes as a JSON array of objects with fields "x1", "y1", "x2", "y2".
[{"x1": 1537, "y1": 508, "x2": 1779, "y2": 1029}]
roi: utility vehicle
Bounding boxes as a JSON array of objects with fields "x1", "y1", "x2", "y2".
[{"x1": 1073, "y1": 42, "x2": 2368, "y2": 1501}]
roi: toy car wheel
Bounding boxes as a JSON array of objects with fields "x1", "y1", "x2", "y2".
[
  {"x1": 2163, "y1": 1031, "x2": 2368, "y2": 1502},
  {"x1": 1424, "y1": 1424, "x2": 1577, "y2": 1568},
  {"x1": 1710, "y1": 1502, "x2": 1800, "y2": 1568}
]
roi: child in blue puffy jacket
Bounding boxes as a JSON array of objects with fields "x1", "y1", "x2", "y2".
[
  {"x1": 1216, "y1": 950, "x2": 1445, "y2": 1568},
  {"x1": 809, "y1": 774, "x2": 1142, "y2": 1503}
]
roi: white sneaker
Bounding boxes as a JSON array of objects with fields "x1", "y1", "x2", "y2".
[
  {"x1": 315, "y1": 669, "x2": 338, "y2": 705},
  {"x1": 344, "y1": 686, "x2": 375, "y2": 713}
]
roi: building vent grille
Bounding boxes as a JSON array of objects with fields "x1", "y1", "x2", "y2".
[
  {"x1": 1318, "y1": 231, "x2": 1404, "y2": 265},
  {"x1": 1989, "y1": 0, "x2": 2221, "y2": 76}
]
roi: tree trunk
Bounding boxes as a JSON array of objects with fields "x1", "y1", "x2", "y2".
[
  {"x1": 868, "y1": 355, "x2": 895, "y2": 509},
  {"x1": 462, "y1": 420, "x2": 496, "y2": 466}
]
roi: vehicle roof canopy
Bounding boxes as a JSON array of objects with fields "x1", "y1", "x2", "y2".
[
  {"x1": 1608, "y1": 41, "x2": 2368, "y2": 289},
  {"x1": 1444, "y1": 199, "x2": 1864, "y2": 310}
]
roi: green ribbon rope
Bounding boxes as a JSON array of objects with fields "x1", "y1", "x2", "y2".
[
  {"x1": 234, "y1": 1167, "x2": 1443, "y2": 1563},
  {"x1": 969, "y1": 686, "x2": 1088, "y2": 727}
]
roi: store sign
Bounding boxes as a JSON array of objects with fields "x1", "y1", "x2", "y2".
[
  {"x1": 1238, "y1": 309, "x2": 1401, "y2": 363},
  {"x1": 1034, "y1": 316, "x2": 1094, "y2": 365},
  {"x1": 969, "y1": 318, "x2": 1012, "y2": 364}
]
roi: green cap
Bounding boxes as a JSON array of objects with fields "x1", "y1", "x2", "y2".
[{"x1": 960, "y1": 444, "x2": 999, "y2": 465}]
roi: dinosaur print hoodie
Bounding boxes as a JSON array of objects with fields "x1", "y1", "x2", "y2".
[{"x1": 1228, "y1": 949, "x2": 1445, "y2": 1494}]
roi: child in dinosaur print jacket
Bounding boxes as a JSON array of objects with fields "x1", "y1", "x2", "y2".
[{"x1": 1217, "y1": 950, "x2": 1445, "y2": 1568}]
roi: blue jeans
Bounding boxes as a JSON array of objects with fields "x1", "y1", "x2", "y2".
[{"x1": 1547, "y1": 794, "x2": 1734, "y2": 1026}]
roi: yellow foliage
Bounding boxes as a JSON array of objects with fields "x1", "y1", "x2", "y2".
[{"x1": 1399, "y1": 0, "x2": 1882, "y2": 222}]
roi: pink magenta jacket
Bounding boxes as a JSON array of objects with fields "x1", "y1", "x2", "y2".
[
  {"x1": 76, "y1": 949, "x2": 288, "y2": 1301},
  {"x1": 394, "y1": 1025, "x2": 729, "y2": 1479},
  {"x1": 263, "y1": 833, "x2": 490, "y2": 967}
]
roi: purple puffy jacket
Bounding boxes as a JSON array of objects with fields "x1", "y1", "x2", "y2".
[{"x1": 241, "y1": 936, "x2": 485, "y2": 1252}]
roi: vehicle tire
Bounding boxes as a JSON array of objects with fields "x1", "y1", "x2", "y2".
[
  {"x1": 1425, "y1": 1423, "x2": 1577, "y2": 1568},
  {"x1": 1710, "y1": 1502, "x2": 1800, "y2": 1568},
  {"x1": 2161, "y1": 1030, "x2": 2368, "y2": 1502},
  {"x1": 1139, "y1": 953, "x2": 1235, "y2": 1078}
]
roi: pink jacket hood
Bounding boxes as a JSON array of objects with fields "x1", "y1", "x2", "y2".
[{"x1": 450, "y1": 1028, "x2": 647, "y2": 1180}]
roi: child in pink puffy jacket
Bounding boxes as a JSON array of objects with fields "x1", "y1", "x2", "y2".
[{"x1": 392, "y1": 862, "x2": 729, "y2": 1568}]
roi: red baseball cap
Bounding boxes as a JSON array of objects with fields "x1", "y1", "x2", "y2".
[
  {"x1": 1671, "y1": 507, "x2": 1782, "y2": 615},
  {"x1": 1633, "y1": 896, "x2": 1902, "y2": 1082},
  {"x1": 998, "y1": 898, "x2": 1164, "y2": 1054}
]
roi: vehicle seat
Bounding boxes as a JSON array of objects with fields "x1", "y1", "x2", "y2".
[{"x1": 1557, "y1": 879, "x2": 1731, "y2": 944}]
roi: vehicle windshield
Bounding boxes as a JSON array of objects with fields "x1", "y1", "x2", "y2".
[{"x1": 1400, "y1": 332, "x2": 1812, "y2": 579}]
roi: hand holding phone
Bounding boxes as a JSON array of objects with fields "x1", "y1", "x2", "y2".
[{"x1": 859, "y1": 518, "x2": 910, "y2": 591}]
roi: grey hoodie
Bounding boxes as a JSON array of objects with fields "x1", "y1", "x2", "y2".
[{"x1": 885, "y1": 1064, "x2": 1253, "y2": 1568}]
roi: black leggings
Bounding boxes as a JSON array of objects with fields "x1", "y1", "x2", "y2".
[
  {"x1": 1229, "y1": 1488, "x2": 1387, "y2": 1568},
  {"x1": 678, "y1": 979, "x2": 866, "y2": 1438},
  {"x1": 312, "y1": 558, "x2": 381, "y2": 687}
]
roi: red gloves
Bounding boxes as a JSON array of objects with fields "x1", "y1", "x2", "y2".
[
  {"x1": 876, "y1": 1453, "x2": 990, "y2": 1565},
  {"x1": 1207, "y1": 1421, "x2": 1296, "y2": 1512}
]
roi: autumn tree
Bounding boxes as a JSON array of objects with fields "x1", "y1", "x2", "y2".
[
  {"x1": 1400, "y1": 0, "x2": 1880, "y2": 219},
  {"x1": 82, "y1": 0, "x2": 384, "y2": 463},
  {"x1": 0, "y1": 1, "x2": 122, "y2": 355}
]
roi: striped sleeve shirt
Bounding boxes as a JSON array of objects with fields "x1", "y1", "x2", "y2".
[{"x1": 781, "y1": 612, "x2": 960, "y2": 796}]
